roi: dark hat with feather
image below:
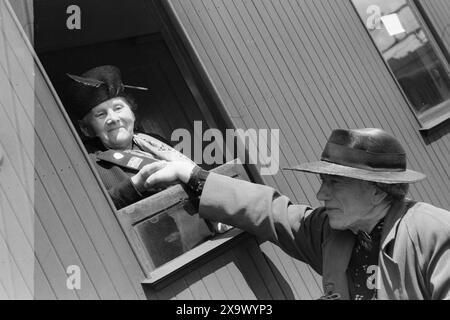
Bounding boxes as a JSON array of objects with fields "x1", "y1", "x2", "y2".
[{"x1": 66, "y1": 65, "x2": 148, "y2": 120}]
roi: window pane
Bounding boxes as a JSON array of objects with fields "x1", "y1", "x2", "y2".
[
  {"x1": 352, "y1": 0, "x2": 450, "y2": 128},
  {"x1": 135, "y1": 204, "x2": 214, "y2": 268}
]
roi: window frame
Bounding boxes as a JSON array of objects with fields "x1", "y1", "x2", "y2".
[{"x1": 351, "y1": 0, "x2": 450, "y2": 130}]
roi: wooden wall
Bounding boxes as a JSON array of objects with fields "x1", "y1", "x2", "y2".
[
  {"x1": 1, "y1": 1, "x2": 146, "y2": 299},
  {"x1": 8, "y1": 0, "x2": 33, "y2": 43},
  {"x1": 0, "y1": 0, "x2": 35, "y2": 298},
  {"x1": 164, "y1": 0, "x2": 450, "y2": 298},
  {"x1": 0, "y1": 129, "x2": 33, "y2": 299}
]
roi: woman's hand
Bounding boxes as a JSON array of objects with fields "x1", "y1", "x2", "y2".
[
  {"x1": 131, "y1": 161, "x2": 196, "y2": 192},
  {"x1": 131, "y1": 161, "x2": 167, "y2": 193},
  {"x1": 144, "y1": 161, "x2": 196, "y2": 189}
]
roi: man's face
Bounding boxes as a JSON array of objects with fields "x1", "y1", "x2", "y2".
[
  {"x1": 316, "y1": 174, "x2": 376, "y2": 231},
  {"x1": 82, "y1": 97, "x2": 135, "y2": 150}
]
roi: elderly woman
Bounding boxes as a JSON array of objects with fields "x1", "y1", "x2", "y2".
[{"x1": 66, "y1": 65, "x2": 194, "y2": 209}]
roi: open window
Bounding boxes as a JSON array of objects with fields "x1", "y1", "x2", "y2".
[
  {"x1": 352, "y1": 0, "x2": 450, "y2": 130},
  {"x1": 119, "y1": 160, "x2": 249, "y2": 286},
  {"x1": 32, "y1": 0, "x2": 251, "y2": 287}
]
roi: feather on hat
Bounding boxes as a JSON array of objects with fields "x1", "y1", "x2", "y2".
[{"x1": 66, "y1": 65, "x2": 148, "y2": 120}]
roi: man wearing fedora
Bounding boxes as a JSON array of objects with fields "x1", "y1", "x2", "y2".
[{"x1": 142, "y1": 128, "x2": 450, "y2": 300}]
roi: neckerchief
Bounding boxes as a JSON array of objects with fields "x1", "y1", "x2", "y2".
[{"x1": 348, "y1": 219, "x2": 385, "y2": 300}]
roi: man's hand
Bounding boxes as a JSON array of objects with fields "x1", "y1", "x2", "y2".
[{"x1": 132, "y1": 161, "x2": 196, "y2": 191}]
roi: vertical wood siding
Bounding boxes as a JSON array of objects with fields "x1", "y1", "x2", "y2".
[
  {"x1": 1, "y1": 0, "x2": 36, "y2": 300},
  {"x1": 165, "y1": 0, "x2": 450, "y2": 299},
  {"x1": 418, "y1": 0, "x2": 450, "y2": 56},
  {"x1": 8, "y1": 0, "x2": 33, "y2": 43},
  {"x1": 1, "y1": 2, "x2": 147, "y2": 299}
]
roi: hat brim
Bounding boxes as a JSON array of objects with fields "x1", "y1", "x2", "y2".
[{"x1": 284, "y1": 161, "x2": 426, "y2": 184}]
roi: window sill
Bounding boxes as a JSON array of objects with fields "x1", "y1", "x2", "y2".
[{"x1": 418, "y1": 100, "x2": 450, "y2": 131}]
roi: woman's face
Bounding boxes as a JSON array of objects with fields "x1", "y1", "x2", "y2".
[{"x1": 82, "y1": 97, "x2": 135, "y2": 150}]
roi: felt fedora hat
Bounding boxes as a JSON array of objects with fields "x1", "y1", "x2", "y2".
[
  {"x1": 66, "y1": 65, "x2": 148, "y2": 120},
  {"x1": 285, "y1": 128, "x2": 426, "y2": 184}
]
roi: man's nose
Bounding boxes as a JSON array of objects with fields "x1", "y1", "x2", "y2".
[{"x1": 316, "y1": 182, "x2": 330, "y2": 201}]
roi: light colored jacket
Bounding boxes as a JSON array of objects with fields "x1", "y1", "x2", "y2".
[{"x1": 199, "y1": 173, "x2": 450, "y2": 300}]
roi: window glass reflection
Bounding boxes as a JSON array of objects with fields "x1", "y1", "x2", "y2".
[
  {"x1": 353, "y1": 0, "x2": 450, "y2": 128},
  {"x1": 135, "y1": 203, "x2": 214, "y2": 268}
]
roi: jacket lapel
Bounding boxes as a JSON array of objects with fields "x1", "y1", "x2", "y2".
[
  {"x1": 377, "y1": 200, "x2": 411, "y2": 299},
  {"x1": 380, "y1": 200, "x2": 407, "y2": 251}
]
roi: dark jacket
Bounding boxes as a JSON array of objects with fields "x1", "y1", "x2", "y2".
[{"x1": 85, "y1": 133, "x2": 172, "y2": 209}]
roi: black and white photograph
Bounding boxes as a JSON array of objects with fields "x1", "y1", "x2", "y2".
[{"x1": 1, "y1": 0, "x2": 449, "y2": 304}]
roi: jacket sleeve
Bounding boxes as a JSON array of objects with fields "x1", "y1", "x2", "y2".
[
  {"x1": 199, "y1": 173, "x2": 328, "y2": 274},
  {"x1": 407, "y1": 203, "x2": 450, "y2": 300},
  {"x1": 107, "y1": 175, "x2": 162, "y2": 210},
  {"x1": 426, "y1": 233, "x2": 450, "y2": 300},
  {"x1": 428, "y1": 241, "x2": 450, "y2": 300},
  {"x1": 108, "y1": 178, "x2": 143, "y2": 210}
]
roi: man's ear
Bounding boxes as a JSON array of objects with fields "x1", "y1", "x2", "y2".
[
  {"x1": 78, "y1": 119, "x2": 94, "y2": 138},
  {"x1": 371, "y1": 184, "x2": 388, "y2": 206}
]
